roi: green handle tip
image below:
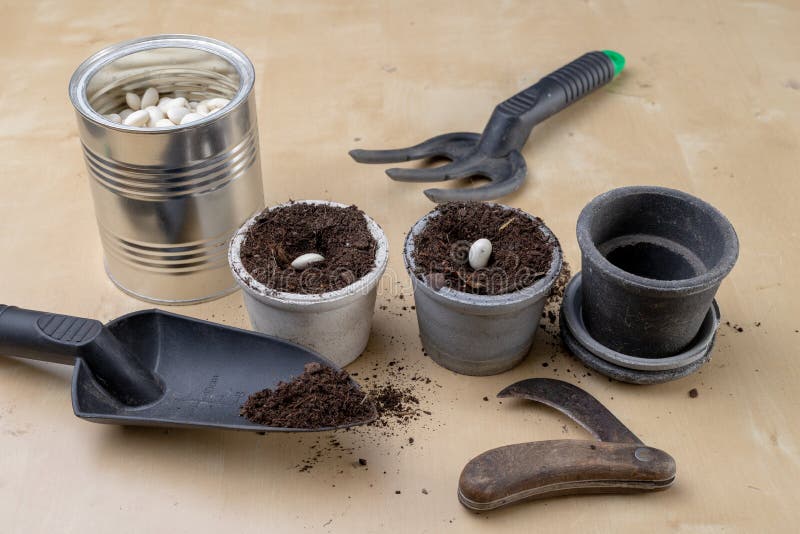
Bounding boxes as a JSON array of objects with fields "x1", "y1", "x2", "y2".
[{"x1": 603, "y1": 50, "x2": 625, "y2": 76}]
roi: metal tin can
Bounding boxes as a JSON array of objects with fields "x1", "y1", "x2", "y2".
[{"x1": 69, "y1": 35, "x2": 264, "y2": 304}]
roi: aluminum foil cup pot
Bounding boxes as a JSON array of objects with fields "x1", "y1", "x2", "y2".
[
  {"x1": 404, "y1": 204, "x2": 563, "y2": 376},
  {"x1": 228, "y1": 201, "x2": 389, "y2": 368},
  {"x1": 69, "y1": 35, "x2": 265, "y2": 304}
]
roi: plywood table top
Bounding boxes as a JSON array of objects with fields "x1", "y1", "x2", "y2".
[{"x1": 0, "y1": 1, "x2": 797, "y2": 532}]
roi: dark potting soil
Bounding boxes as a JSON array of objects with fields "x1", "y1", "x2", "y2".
[
  {"x1": 370, "y1": 383, "x2": 420, "y2": 419},
  {"x1": 240, "y1": 363, "x2": 376, "y2": 428},
  {"x1": 412, "y1": 202, "x2": 557, "y2": 295},
  {"x1": 240, "y1": 203, "x2": 377, "y2": 294}
]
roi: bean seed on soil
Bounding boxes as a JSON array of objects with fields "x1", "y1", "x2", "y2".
[
  {"x1": 468, "y1": 238, "x2": 492, "y2": 269},
  {"x1": 240, "y1": 203, "x2": 377, "y2": 294},
  {"x1": 291, "y1": 253, "x2": 326, "y2": 270},
  {"x1": 413, "y1": 202, "x2": 556, "y2": 295}
]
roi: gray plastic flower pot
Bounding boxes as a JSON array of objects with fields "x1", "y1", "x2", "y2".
[
  {"x1": 560, "y1": 186, "x2": 738, "y2": 383},
  {"x1": 228, "y1": 201, "x2": 389, "y2": 368},
  {"x1": 404, "y1": 204, "x2": 563, "y2": 376}
]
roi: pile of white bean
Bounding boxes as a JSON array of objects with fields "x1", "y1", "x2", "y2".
[{"x1": 103, "y1": 87, "x2": 230, "y2": 128}]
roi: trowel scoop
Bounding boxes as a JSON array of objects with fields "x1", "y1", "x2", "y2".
[{"x1": 0, "y1": 305, "x2": 376, "y2": 432}]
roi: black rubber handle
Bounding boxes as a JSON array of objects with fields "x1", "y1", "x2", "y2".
[
  {"x1": 0, "y1": 305, "x2": 100, "y2": 365},
  {"x1": 0, "y1": 305, "x2": 163, "y2": 406},
  {"x1": 477, "y1": 51, "x2": 616, "y2": 157}
]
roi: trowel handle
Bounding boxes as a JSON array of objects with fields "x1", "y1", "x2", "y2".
[
  {"x1": 458, "y1": 439, "x2": 675, "y2": 510},
  {"x1": 478, "y1": 51, "x2": 624, "y2": 157},
  {"x1": 0, "y1": 305, "x2": 163, "y2": 406},
  {"x1": 0, "y1": 305, "x2": 100, "y2": 365}
]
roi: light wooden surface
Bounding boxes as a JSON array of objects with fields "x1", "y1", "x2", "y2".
[{"x1": 1, "y1": 1, "x2": 798, "y2": 532}]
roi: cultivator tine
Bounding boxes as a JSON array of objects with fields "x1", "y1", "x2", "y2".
[
  {"x1": 386, "y1": 157, "x2": 485, "y2": 183},
  {"x1": 423, "y1": 151, "x2": 527, "y2": 202},
  {"x1": 349, "y1": 132, "x2": 479, "y2": 164}
]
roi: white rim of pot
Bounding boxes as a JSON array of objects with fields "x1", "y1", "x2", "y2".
[
  {"x1": 229, "y1": 200, "x2": 389, "y2": 305},
  {"x1": 403, "y1": 203, "x2": 563, "y2": 309}
]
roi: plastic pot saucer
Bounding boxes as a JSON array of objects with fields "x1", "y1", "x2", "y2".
[{"x1": 560, "y1": 273, "x2": 720, "y2": 384}]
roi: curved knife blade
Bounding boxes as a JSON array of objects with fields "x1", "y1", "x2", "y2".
[{"x1": 498, "y1": 378, "x2": 643, "y2": 445}]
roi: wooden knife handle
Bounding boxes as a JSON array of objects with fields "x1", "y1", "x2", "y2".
[{"x1": 458, "y1": 440, "x2": 676, "y2": 511}]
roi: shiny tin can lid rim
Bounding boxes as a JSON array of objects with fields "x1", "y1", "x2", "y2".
[{"x1": 68, "y1": 34, "x2": 255, "y2": 132}]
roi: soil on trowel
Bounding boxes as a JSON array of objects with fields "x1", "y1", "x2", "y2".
[
  {"x1": 291, "y1": 352, "x2": 438, "y2": 473},
  {"x1": 240, "y1": 363, "x2": 376, "y2": 428},
  {"x1": 412, "y1": 202, "x2": 556, "y2": 295},
  {"x1": 240, "y1": 202, "x2": 377, "y2": 294}
]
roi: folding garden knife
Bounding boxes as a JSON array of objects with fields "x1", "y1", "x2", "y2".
[{"x1": 458, "y1": 378, "x2": 676, "y2": 510}]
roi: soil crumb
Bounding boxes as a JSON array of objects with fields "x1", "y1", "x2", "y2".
[
  {"x1": 412, "y1": 202, "x2": 557, "y2": 295},
  {"x1": 370, "y1": 383, "x2": 420, "y2": 421},
  {"x1": 725, "y1": 321, "x2": 744, "y2": 333},
  {"x1": 240, "y1": 363, "x2": 376, "y2": 428},
  {"x1": 240, "y1": 202, "x2": 377, "y2": 294}
]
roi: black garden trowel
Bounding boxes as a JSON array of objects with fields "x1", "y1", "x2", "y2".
[{"x1": 0, "y1": 305, "x2": 376, "y2": 432}]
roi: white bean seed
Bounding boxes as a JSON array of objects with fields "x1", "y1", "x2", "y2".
[
  {"x1": 104, "y1": 93, "x2": 231, "y2": 130},
  {"x1": 179, "y1": 112, "x2": 204, "y2": 125},
  {"x1": 157, "y1": 97, "x2": 173, "y2": 112},
  {"x1": 125, "y1": 92, "x2": 141, "y2": 110},
  {"x1": 167, "y1": 106, "x2": 189, "y2": 124},
  {"x1": 167, "y1": 97, "x2": 188, "y2": 109},
  {"x1": 468, "y1": 238, "x2": 492, "y2": 270},
  {"x1": 291, "y1": 253, "x2": 325, "y2": 270},
  {"x1": 140, "y1": 87, "x2": 159, "y2": 109},
  {"x1": 205, "y1": 97, "x2": 230, "y2": 111},
  {"x1": 144, "y1": 106, "x2": 164, "y2": 126},
  {"x1": 123, "y1": 109, "x2": 149, "y2": 127}
]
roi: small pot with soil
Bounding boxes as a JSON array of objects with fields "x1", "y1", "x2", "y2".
[
  {"x1": 229, "y1": 201, "x2": 389, "y2": 367},
  {"x1": 560, "y1": 186, "x2": 739, "y2": 383},
  {"x1": 404, "y1": 202, "x2": 563, "y2": 376}
]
